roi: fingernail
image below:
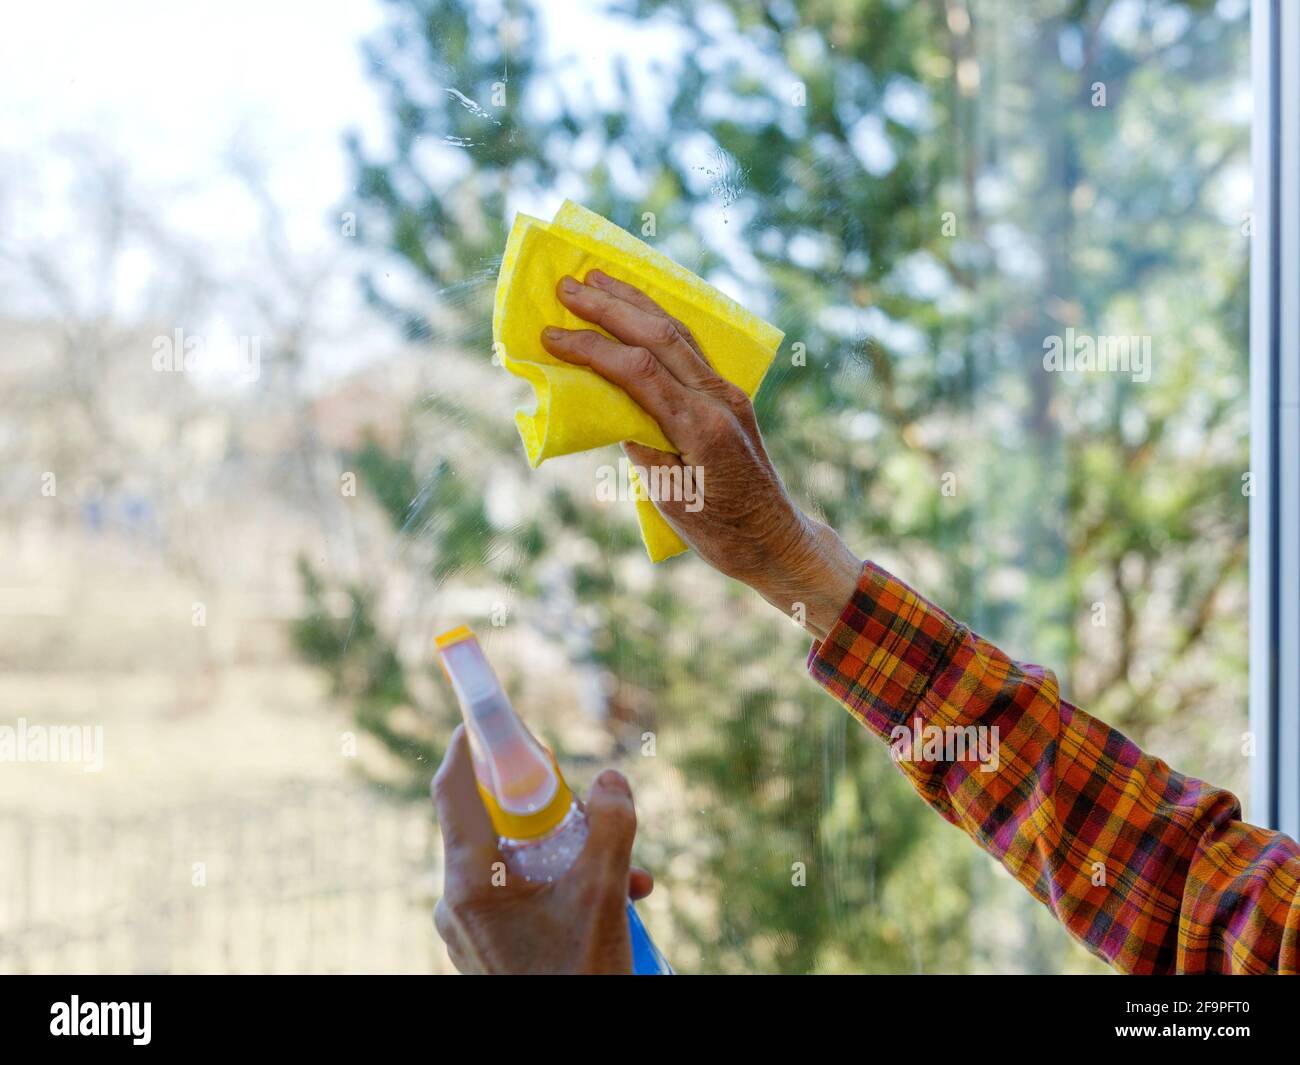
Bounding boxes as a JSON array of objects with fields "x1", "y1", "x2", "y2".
[
  {"x1": 543, "y1": 326, "x2": 567, "y2": 340},
  {"x1": 594, "y1": 769, "x2": 629, "y2": 794},
  {"x1": 559, "y1": 276, "x2": 580, "y2": 294},
  {"x1": 587, "y1": 269, "x2": 609, "y2": 286}
]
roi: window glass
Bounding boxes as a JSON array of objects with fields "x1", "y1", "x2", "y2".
[{"x1": 0, "y1": 0, "x2": 1250, "y2": 974}]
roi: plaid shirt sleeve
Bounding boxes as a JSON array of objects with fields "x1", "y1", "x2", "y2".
[{"x1": 808, "y1": 561, "x2": 1300, "y2": 974}]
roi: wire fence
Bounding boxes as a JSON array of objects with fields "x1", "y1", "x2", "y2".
[{"x1": 0, "y1": 786, "x2": 444, "y2": 974}]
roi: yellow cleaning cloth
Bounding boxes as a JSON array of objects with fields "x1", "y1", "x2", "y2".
[{"x1": 493, "y1": 200, "x2": 784, "y2": 561}]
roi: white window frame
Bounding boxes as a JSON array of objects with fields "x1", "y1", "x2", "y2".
[{"x1": 1250, "y1": 0, "x2": 1300, "y2": 836}]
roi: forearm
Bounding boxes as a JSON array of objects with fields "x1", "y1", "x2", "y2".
[{"x1": 791, "y1": 556, "x2": 1300, "y2": 973}]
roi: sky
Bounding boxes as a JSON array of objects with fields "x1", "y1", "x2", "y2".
[
  {"x1": 0, "y1": 0, "x2": 389, "y2": 234},
  {"x1": 0, "y1": 0, "x2": 395, "y2": 381}
]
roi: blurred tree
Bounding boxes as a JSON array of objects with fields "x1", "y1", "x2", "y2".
[{"x1": 296, "y1": 0, "x2": 1249, "y2": 973}]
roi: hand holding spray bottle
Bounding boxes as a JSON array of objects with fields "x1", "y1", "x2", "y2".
[{"x1": 436, "y1": 626, "x2": 672, "y2": 975}]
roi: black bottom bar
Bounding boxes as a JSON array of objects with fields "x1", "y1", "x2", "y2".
[{"x1": 0, "y1": 973, "x2": 1293, "y2": 1050}]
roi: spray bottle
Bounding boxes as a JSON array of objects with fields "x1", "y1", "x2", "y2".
[{"x1": 435, "y1": 626, "x2": 672, "y2": 975}]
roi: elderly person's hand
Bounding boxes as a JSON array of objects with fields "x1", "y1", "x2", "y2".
[
  {"x1": 432, "y1": 725, "x2": 653, "y2": 974},
  {"x1": 541, "y1": 270, "x2": 861, "y2": 638}
]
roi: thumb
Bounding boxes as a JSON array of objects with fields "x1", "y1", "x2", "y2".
[
  {"x1": 578, "y1": 769, "x2": 637, "y2": 882},
  {"x1": 621, "y1": 440, "x2": 679, "y2": 468}
]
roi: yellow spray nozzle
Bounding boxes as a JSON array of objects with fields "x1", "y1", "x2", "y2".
[{"x1": 435, "y1": 626, "x2": 574, "y2": 841}]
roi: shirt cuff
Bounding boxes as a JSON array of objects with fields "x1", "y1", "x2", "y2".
[{"x1": 807, "y1": 561, "x2": 966, "y2": 741}]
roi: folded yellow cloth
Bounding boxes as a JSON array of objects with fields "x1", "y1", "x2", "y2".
[{"x1": 493, "y1": 200, "x2": 784, "y2": 561}]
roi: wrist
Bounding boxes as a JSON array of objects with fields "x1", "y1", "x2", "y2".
[{"x1": 754, "y1": 517, "x2": 861, "y2": 641}]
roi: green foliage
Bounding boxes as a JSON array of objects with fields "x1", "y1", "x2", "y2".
[{"x1": 292, "y1": 556, "x2": 436, "y2": 798}]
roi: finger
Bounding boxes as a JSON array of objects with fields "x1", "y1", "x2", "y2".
[
  {"x1": 433, "y1": 897, "x2": 460, "y2": 951},
  {"x1": 434, "y1": 901, "x2": 476, "y2": 974},
  {"x1": 628, "y1": 866, "x2": 654, "y2": 901},
  {"x1": 433, "y1": 898, "x2": 464, "y2": 966},
  {"x1": 577, "y1": 769, "x2": 638, "y2": 883},
  {"x1": 541, "y1": 326, "x2": 694, "y2": 442},
  {"x1": 619, "y1": 441, "x2": 700, "y2": 523},
  {"x1": 622, "y1": 440, "x2": 679, "y2": 471},
  {"x1": 431, "y1": 725, "x2": 498, "y2": 867},
  {"x1": 556, "y1": 275, "x2": 715, "y2": 388},
  {"x1": 584, "y1": 269, "x2": 713, "y2": 364}
]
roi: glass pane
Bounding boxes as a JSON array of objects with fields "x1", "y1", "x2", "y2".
[{"x1": 0, "y1": 0, "x2": 1250, "y2": 974}]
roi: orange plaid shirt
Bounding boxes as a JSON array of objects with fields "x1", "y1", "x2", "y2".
[{"x1": 809, "y1": 561, "x2": 1300, "y2": 974}]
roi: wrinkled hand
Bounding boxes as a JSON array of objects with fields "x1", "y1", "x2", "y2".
[
  {"x1": 432, "y1": 725, "x2": 652, "y2": 975},
  {"x1": 541, "y1": 269, "x2": 860, "y2": 638}
]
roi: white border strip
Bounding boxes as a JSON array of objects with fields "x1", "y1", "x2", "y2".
[{"x1": 1249, "y1": 0, "x2": 1300, "y2": 835}]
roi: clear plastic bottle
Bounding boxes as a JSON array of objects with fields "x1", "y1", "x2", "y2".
[{"x1": 437, "y1": 626, "x2": 672, "y2": 975}]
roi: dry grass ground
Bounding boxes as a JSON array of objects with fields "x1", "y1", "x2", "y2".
[{"x1": 0, "y1": 513, "x2": 450, "y2": 973}]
